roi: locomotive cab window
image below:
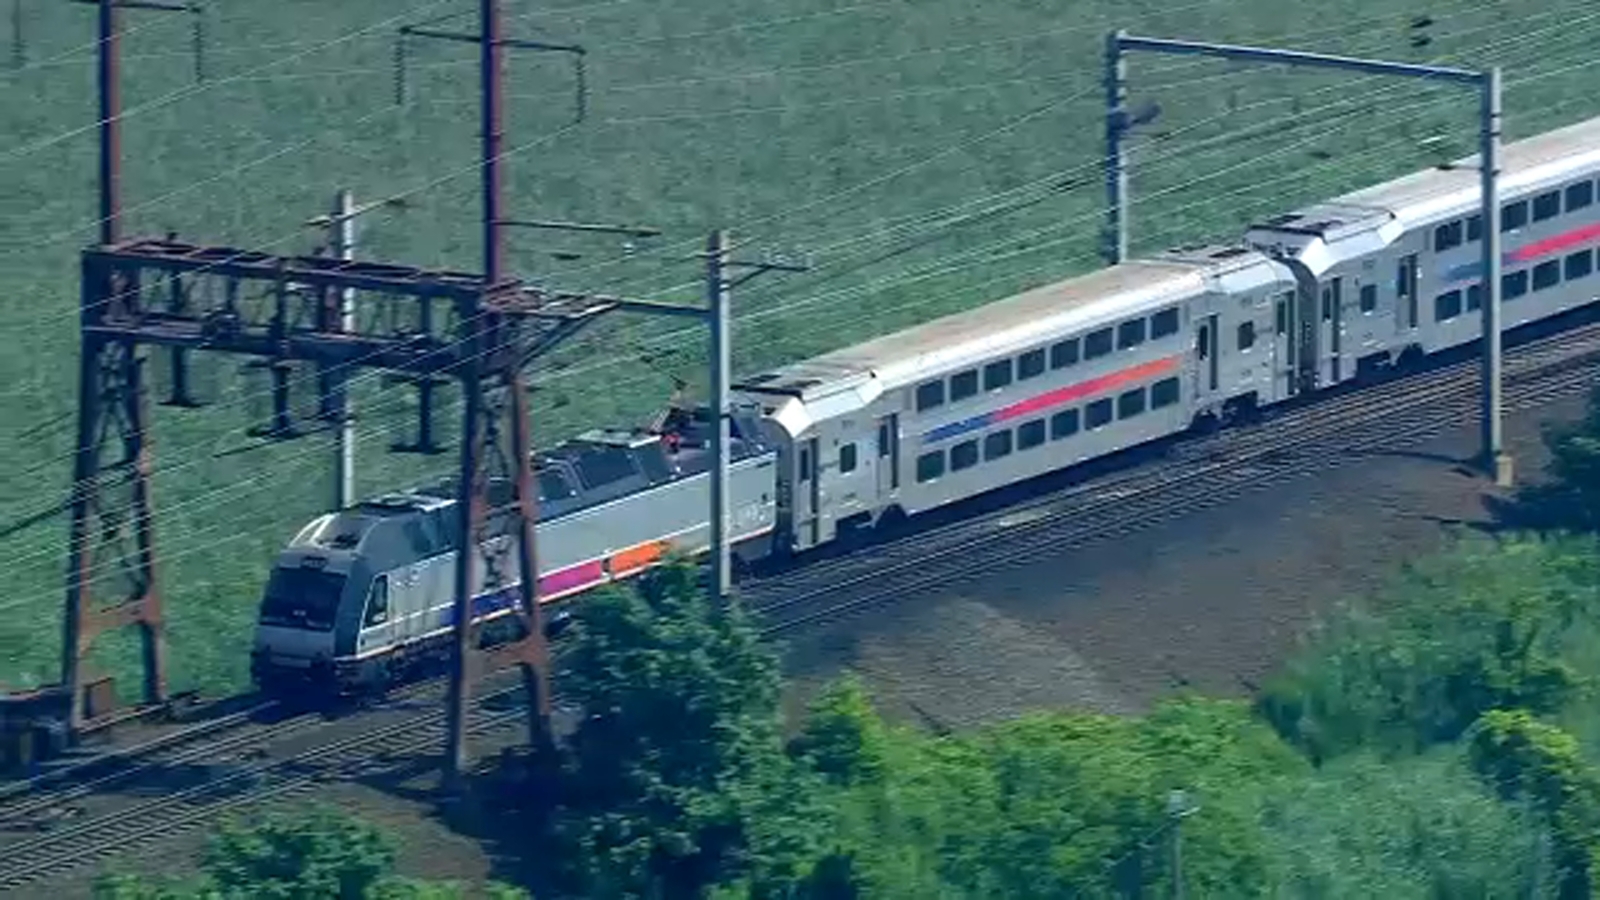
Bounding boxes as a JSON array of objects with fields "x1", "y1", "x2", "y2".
[
  {"x1": 950, "y1": 440, "x2": 979, "y2": 472},
  {"x1": 1359, "y1": 284, "x2": 1377, "y2": 313},
  {"x1": 1502, "y1": 200, "x2": 1528, "y2": 232},
  {"x1": 1568, "y1": 180, "x2": 1595, "y2": 212},
  {"x1": 363, "y1": 575, "x2": 389, "y2": 627},
  {"x1": 1151, "y1": 308, "x2": 1180, "y2": 339},
  {"x1": 1018, "y1": 348, "x2": 1046, "y2": 380},
  {"x1": 915, "y1": 451, "x2": 944, "y2": 483},
  {"x1": 915, "y1": 380, "x2": 944, "y2": 412},
  {"x1": 1084, "y1": 328, "x2": 1114, "y2": 360},
  {"x1": 839, "y1": 443, "x2": 857, "y2": 474},
  {"x1": 984, "y1": 359, "x2": 1013, "y2": 391},
  {"x1": 1050, "y1": 338, "x2": 1080, "y2": 369},
  {"x1": 950, "y1": 369, "x2": 979, "y2": 401},
  {"x1": 1117, "y1": 318, "x2": 1146, "y2": 350},
  {"x1": 1533, "y1": 260, "x2": 1561, "y2": 292},
  {"x1": 1086, "y1": 398, "x2": 1113, "y2": 429},
  {"x1": 1237, "y1": 321, "x2": 1256, "y2": 351},
  {"x1": 538, "y1": 470, "x2": 574, "y2": 503},
  {"x1": 1566, "y1": 249, "x2": 1594, "y2": 281},
  {"x1": 1533, "y1": 190, "x2": 1561, "y2": 223},
  {"x1": 1434, "y1": 220, "x2": 1463, "y2": 251}
]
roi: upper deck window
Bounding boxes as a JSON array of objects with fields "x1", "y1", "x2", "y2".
[
  {"x1": 915, "y1": 380, "x2": 944, "y2": 412},
  {"x1": 1533, "y1": 190, "x2": 1561, "y2": 223},
  {"x1": 1117, "y1": 318, "x2": 1146, "y2": 350},
  {"x1": 1434, "y1": 220, "x2": 1463, "y2": 251},
  {"x1": 1567, "y1": 180, "x2": 1595, "y2": 212},
  {"x1": 1151, "y1": 308, "x2": 1180, "y2": 338},
  {"x1": 1084, "y1": 328, "x2": 1114, "y2": 360},
  {"x1": 1502, "y1": 200, "x2": 1528, "y2": 232},
  {"x1": 950, "y1": 370, "x2": 979, "y2": 402}
]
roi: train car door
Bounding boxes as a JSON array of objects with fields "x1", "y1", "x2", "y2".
[
  {"x1": 1273, "y1": 290, "x2": 1295, "y2": 401},
  {"x1": 875, "y1": 414, "x2": 900, "y2": 499},
  {"x1": 791, "y1": 436, "x2": 822, "y2": 549},
  {"x1": 1321, "y1": 276, "x2": 1344, "y2": 384},
  {"x1": 356, "y1": 573, "x2": 393, "y2": 658},
  {"x1": 1294, "y1": 278, "x2": 1319, "y2": 395},
  {"x1": 1194, "y1": 313, "x2": 1219, "y2": 401}
]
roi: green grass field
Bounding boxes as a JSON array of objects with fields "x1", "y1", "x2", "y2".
[{"x1": 2, "y1": 0, "x2": 1598, "y2": 698}]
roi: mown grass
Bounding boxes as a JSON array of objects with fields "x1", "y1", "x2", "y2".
[{"x1": 2, "y1": 0, "x2": 1599, "y2": 697}]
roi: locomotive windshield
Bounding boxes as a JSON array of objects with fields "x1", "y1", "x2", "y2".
[{"x1": 258, "y1": 566, "x2": 347, "y2": 631}]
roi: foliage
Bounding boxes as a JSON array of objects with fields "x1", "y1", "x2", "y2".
[
  {"x1": 201, "y1": 806, "x2": 397, "y2": 900},
  {"x1": 550, "y1": 560, "x2": 823, "y2": 898},
  {"x1": 1251, "y1": 748, "x2": 1554, "y2": 897},
  {"x1": 1468, "y1": 709, "x2": 1600, "y2": 898},
  {"x1": 1258, "y1": 533, "x2": 1600, "y2": 761},
  {"x1": 1512, "y1": 386, "x2": 1600, "y2": 531},
  {"x1": 93, "y1": 808, "x2": 528, "y2": 900}
]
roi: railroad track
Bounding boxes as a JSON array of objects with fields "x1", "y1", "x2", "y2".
[
  {"x1": 7, "y1": 314, "x2": 1598, "y2": 889},
  {"x1": 0, "y1": 673, "x2": 460, "y2": 838},
  {"x1": 0, "y1": 679, "x2": 529, "y2": 892},
  {"x1": 749, "y1": 319, "x2": 1600, "y2": 633}
]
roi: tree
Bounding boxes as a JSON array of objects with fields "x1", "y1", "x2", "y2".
[
  {"x1": 93, "y1": 808, "x2": 529, "y2": 900},
  {"x1": 1468, "y1": 709, "x2": 1600, "y2": 898},
  {"x1": 1258, "y1": 534, "x2": 1600, "y2": 761},
  {"x1": 552, "y1": 560, "x2": 823, "y2": 898},
  {"x1": 1508, "y1": 385, "x2": 1600, "y2": 530}
]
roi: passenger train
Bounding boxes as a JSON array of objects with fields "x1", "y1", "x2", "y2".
[{"x1": 253, "y1": 113, "x2": 1600, "y2": 692}]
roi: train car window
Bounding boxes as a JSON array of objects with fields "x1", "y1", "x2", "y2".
[
  {"x1": 1359, "y1": 284, "x2": 1377, "y2": 313},
  {"x1": 1151, "y1": 377, "x2": 1180, "y2": 409},
  {"x1": 1151, "y1": 308, "x2": 1180, "y2": 339},
  {"x1": 983, "y1": 430, "x2": 1012, "y2": 461},
  {"x1": 1237, "y1": 321, "x2": 1256, "y2": 351},
  {"x1": 1050, "y1": 338, "x2": 1080, "y2": 369},
  {"x1": 1533, "y1": 190, "x2": 1561, "y2": 223},
  {"x1": 839, "y1": 443, "x2": 858, "y2": 474},
  {"x1": 1433, "y1": 220, "x2": 1463, "y2": 251},
  {"x1": 1567, "y1": 180, "x2": 1595, "y2": 212},
  {"x1": 1566, "y1": 249, "x2": 1594, "y2": 281},
  {"x1": 799, "y1": 448, "x2": 812, "y2": 481},
  {"x1": 1051, "y1": 409, "x2": 1080, "y2": 439},
  {"x1": 1467, "y1": 214, "x2": 1482, "y2": 242},
  {"x1": 1018, "y1": 419, "x2": 1046, "y2": 450},
  {"x1": 1503, "y1": 270, "x2": 1529, "y2": 300},
  {"x1": 1117, "y1": 318, "x2": 1146, "y2": 350},
  {"x1": 984, "y1": 359, "x2": 1013, "y2": 391},
  {"x1": 1018, "y1": 349, "x2": 1046, "y2": 380},
  {"x1": 915, "y1": 380, "x2": 944, "y2": 411},
  {"x1": 950, "y1": 370, "x2": 979, "y2": 401},
  {"x1": 1084, "y1": 328, "x2": 1114, "y2": 360},
  {"x1": 1502, "y1": 200, "x2": 1528, "y2": 232},
  {"x1": 915, "y1": 451, "x2": 944, "y2": 483},
  {"x1": 1117, "y1": 387, "x2": 1146, "y2": 419},
  {"x1": 1466, "y1": 283, "x2": 1483, "y2": 311},
  {"x1": 1434, "y1": 289, "x2": 1463, "y2": 322},
  {"x1": 1274, "y1": 297, "x2": 1288, "y2": 334},
  {"x1": 1086, "y1": 398, "x2": 1113, "y2": 429},
  {"x1": 363, "y1": 575, "x2": 389, "y2": 627},
  {"x1": 950, "y1": 441, "x2": 979, "y2": 472},
  {"x1": 1533, "y1": 260, "x2": 1561, "y2": 292}
]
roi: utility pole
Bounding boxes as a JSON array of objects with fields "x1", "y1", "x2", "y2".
[
  {"x1": 333, "y1": 190, "x2": 357, "y2": 508},
  {"x1": 1107, "y1": 33, "x2": 1510, "y2": 485},
  {"x1": 706, "y1": 231, "x2": 731, "y2": 599},
  {"x1": 1103, "y1": 28, "x2": 1129, "y2": 265},
  {"x1": 1167, "y1": 789, "x2": 1197, "y2": 900},
  {"x1": 703, "y1": 235, "x2": 809, "y2": 598}
]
